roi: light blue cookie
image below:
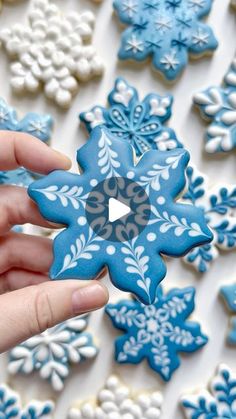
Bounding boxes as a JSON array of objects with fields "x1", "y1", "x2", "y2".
[
  {"x1": 183, "y1": 165, "x2": 236, "y2": 273},
  {"x1": 194, "y1": 56, "x2": 236, "y2": 153},
  {"x1": 106, "y1": 286, "x2": 208, "y2": 381},
  {"x1": 80, "y1": 77, "x2": 182, "y2": 157},
  {"x1": 28, "y1": 127, "x2": 212, "y2": 305},
  {"x1": 113, "y1": 0, "x2": 218, "y2": 81},
  {"x1": 0, "y1": 383, "x2": 54, "y2": 418},
  {"x1": 181, "y1": 364, "x2": 236, "y2": 418},
  {"x1": 221, "y1": 283, "x2": 236, "y2": 345},
  {"x1": 8, "y1": 315, "x2": 98, "y2": 392}
]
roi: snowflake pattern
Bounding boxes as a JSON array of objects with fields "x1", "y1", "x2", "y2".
[
  {"x1": 182, "y1": 165, "x2": 236, "y2": 273},
  {"x1": 113, "y1": 0, "x2": 218, "y2": 80},
  {"x1": 181, "y1": 364, "x2": 236, "y2": 418},
  {"x1": 194, "y1": 56, "x2": 236, "y2": 153},
  {"x1": 8, "y1": 315, "x2": 98, "y2": 392},
  {"x1": 80, "y1": 77, "x2": 182, "y2": 157},
  {"x1": 67, "y1": 375, "x2": 163, "y2": 419},
  {"x1": 106, "y1": 287, "x2": 208, "y2": 381},
  {"x1": 0, "y1": 383, "x2": 54, "y2": 418},
  {"x1": 221, "y1": 282, "x2": 236, "y2": 345},
  {"x1": 0, "y1": 0, "x2": 104, "y2": 108},
  {"x1": 28, "y1": 127, "x2": 212, "y2": 305}
]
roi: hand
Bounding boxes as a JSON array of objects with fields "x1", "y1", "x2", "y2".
[{"x1": 0, "y1": 131, "x2": 109, "y2": 353}]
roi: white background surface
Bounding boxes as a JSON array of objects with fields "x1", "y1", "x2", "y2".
[{"x1": 0, "y1": 1, "x2": 235, "y2": 418}]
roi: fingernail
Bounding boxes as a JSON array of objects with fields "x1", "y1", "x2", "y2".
[
  {"x1": 72, "y1": 283, "x2": 108, "y2": 314},
  {"x1": 54, "y1": 150, "x2": 72, "y2": 169}
]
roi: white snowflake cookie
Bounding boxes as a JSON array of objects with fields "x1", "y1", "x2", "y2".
[
  {"x1": 0, "y1": 0, "x2": 104, "y2": 108},
  {"x1": 68, "y1": 375, "x2": 163, "y2": 419}
]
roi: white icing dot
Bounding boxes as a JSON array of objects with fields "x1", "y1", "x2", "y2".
[
  {"x1": 157, "y1": 196, "x2": 166, "y2": 205},
  {"x1": 106, "y1": 245, "x2": 116, "y2": 255},
  {"x1": 77, "y1": 216, "x2": 87, "y2": 226},
  {"x1": 127, "y1": 171, "x2": 135, "y2": 179},
  {"x1": 90, "y1": 179, "x2": 98, "y2": 187},
  {"x1": 147, "y1": 233, "x2": 157, "y2": 242}
]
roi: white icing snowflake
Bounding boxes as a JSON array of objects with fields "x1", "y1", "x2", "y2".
[
  {"x1": 8, "y1": 315, "x2": 98, "y2": 392},
  {"x1": 67, "y1": 375, "x2": 163, "y2": 419},
  {"x1": 160, "y1": 51, "x2": 179, "y2": 71},
  {"x1": 0, "y1": 0, "x2": 104, "y2": 108},
  {"x1": 125, "y1": 34, "x2": 144, "y2": 53},
  {"x1": 122, "y1": 0, "x2": 138, "y2": 17},
  {"x1": 188, "y1": 0, "x2": 206, "y2": 10},
  {"x1": 192, "y1": 29, "x2": 209, "y2": 46},
  {"x1": 155, "y1": 15, "x2": 172, "y2": 34}
]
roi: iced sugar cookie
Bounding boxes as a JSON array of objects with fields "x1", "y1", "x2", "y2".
[
  {"x1": 194, "y1": 56, "x2": 236, "y2": 153},
  {"x1": 113, "y1": 0, "x2": 218, "y2": 81},
  {"x1": 68, "y1": 375, "x2": 163, "y2": 419},
  {"x1": 28, "y1": 127, "x2": 212, "y2": 305},
  {"x1": 182, "y1": 165, "x2": 236, "y2": 273},
  {"x1": 181, "y1": 364, "x2": 236, "y2": 418},
  {"x1": 106, "y1": 286, "x2": 208, "y2": 381},
  {"x1": 221, "y1": 282, "x2": 236, "y2": 345},
  {"x1": 0, "y1": 0, "x2": 104, "y2": 108},
  {"x1": 8, "y1": 315, "x2": 98, "y2": 392},
  {"x1": 80, "y1": 77, "x2": 182, "y2": 157},
  {"x1": 0, "y1": 383, "x2": 54, "y2": 418}
]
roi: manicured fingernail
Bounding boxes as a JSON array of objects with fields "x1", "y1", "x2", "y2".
[
  {"x1": 72, "y1": 283, "x2": 108, "y2": 314},
  {"x1": 54, "y1": 150, "x2": 72, "y2": 169}
]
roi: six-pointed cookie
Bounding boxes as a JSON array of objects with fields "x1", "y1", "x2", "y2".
[
  {"x1": 194, "y1": 56, "x2": 236, "y2": 153},
  {"x1": 106, "y1": 286, "x2": 208, "y2": 381},
  {"x1": 68, "y1": 375, "x2": 163, "y2": 419},
  {"x1": 221, "y1": 282, "x2": 236, "y2": 345},
  {"x1": 181, "y1": 364, "x2": 236, "y2": 418},
  {"x1": 28, "y1": 127, "x2": 212, "y2": 305},
  {"x1": 80, "y1": 77, "x2": 182, "y2": 157},
  {"x1": 113, "y1": 0, "x2": 218, "y2": 81},
  {"x1": 182, "y1": 165, "x2": 236, "y2": 272}
]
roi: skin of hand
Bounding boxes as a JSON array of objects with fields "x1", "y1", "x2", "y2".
[{"x1": 0, "y1": 131, "x2": 109, "y2": 353}]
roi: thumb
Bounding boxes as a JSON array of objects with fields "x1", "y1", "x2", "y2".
[{"x1": 0, "y1": 280, "x2": 108, "y2": 353}]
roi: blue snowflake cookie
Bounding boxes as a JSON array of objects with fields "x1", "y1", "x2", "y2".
[
  {"x1": 106, "y1": 286, "x2": 208, "y2": 381},
  {"x1": 0, "y1": 383, "x2": 54, "y2": 418},
  {"x1": 221, "y1": 282, "x2": 236, "y2": 345},
  {"x1": 113, "y1": 0, "x2": 218, "y2": 81},
  {"x1": 181, "y1": 364, "x2": 236, "y2": 418},
  {"x1": 8, "y1": 315, "x2": 98, "y2": 392},
  {"x1": 28, "y1": 127, "x2": 212, "y2": 304},
  {"x1": 182, "y1": 165, "x2": 236, "y2": 273},
  {"x1": 194, "y1": 56, "x2": 236, "y2": 153},
  {"x1": 80, "y1": 77, "x2": 182, "y2": 157}
]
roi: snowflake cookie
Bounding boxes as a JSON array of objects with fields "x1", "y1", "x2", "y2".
[
  {"x1": 28, "y1": 127, "x2": 212, "y2": 305},
  {"x1": 80, "y1": 77, "x2": 182, "y2": 157},
  {"x1": 194, "y1": 56, "x2": 236, "y2": 153},
  {"x1": 113, "y1": 0, "x2": 218, "y2": 81},
  {"x1": 67, "y1": 375, "x2": 163, "y2": 419},
  {"x1": 181, "y1": 364, "x2": 236, "y2": 418},
  {"x1": 221, "y1": 282, "x2": 236, "y2": 345},
  {"x1": 182, "y1": 165, "x2": 236, "y2": 273},
  {"x1": 106, "y1": 287, "x2": 208, "y2": 381},
  {"x1": 0, "y1": 0, "x2": 104, "y2": 108},
  {"x1": 0, "y1": 383, "x2": 54, "y2": 418},
  {"x1": 8, "y1": 315, "x2": 98, "y2": 392}
]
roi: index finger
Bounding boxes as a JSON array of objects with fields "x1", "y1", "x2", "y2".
[{"x1": 0, "y1": 131, "x2": 71, "y2": 173}]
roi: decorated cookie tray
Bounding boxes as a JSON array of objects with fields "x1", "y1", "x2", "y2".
[{"x1": 0, "y1": 0, "x2": 235, "y2": 418}]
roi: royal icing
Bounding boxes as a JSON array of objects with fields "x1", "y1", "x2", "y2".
[
  {"x1": 67, "y1": 375, "x2": 163, "y2": 419},
  {"x1": 80, "y1": 77, "x2": 182, "y2": 157},
  {"x1": 113, "y1": 0, "x2": 218, "y2": 81},
  {"x1": 181, "y1": 364, "x2": 236, "y2": 418},
  {"x1": 221, "y1": 282, "x2": 236, "y2": 345},
  {"x1": 8, "y1": 315, "x2": 98, "y2": 392},
  {"x1": 182, "y1": 165, "x2": 236, "y2": 273},
  {"x1": 0, "y1": 383, "x2": 54, "y2": 418},
  {"x1": 194, "y1": 56, "x2": 236, "y2": 153},
  {"x1": 106, "y1": 287, "x2": 208, "y2": 381},
  {"x1": 28, "y1": 127, "x2": 212, "y2": 305},
  {"x1": 0, "y1": 0, "x2": 104, "y2": 108}
]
